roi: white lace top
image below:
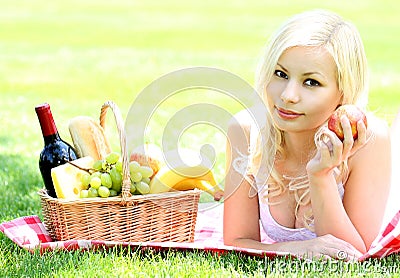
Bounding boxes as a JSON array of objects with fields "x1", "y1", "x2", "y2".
[{"x1": 256, "y1": 179, "x2": 345, "y2": 242}]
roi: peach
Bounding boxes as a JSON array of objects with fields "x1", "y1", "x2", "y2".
[{"x1": 328, "y1": 105, "x2": 367, "y2": 141}]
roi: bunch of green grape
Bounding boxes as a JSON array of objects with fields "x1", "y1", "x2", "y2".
[
  {"x1": 128, "y1": 160, "x2": 153, "y2": 195},
  {"x1": 79, "y1": 152, "x2": 153, "y2": 198}
]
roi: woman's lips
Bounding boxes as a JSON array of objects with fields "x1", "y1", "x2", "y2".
[{"x1": 276, "y1": 107, "x2": 303, "y2": 120}]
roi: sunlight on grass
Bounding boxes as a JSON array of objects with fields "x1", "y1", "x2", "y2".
[{"x1": 1, "y1": 0, "x2": 400, "y2": 276}]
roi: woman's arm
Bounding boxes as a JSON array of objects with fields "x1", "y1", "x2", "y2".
[
  {"x1": 385, "y1": 110, "x2": 400, "y2": 224},
  {"x1": 344, "y1": 116, "x2": 391, "y2": 248},
  {"x1": 223, "y1": 110, "x2": 261, "y2": 246},
  {"x1": 307, "y1": 115, "x2": 391, "y2": 252}
]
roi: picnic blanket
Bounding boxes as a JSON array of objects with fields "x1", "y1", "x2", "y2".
[
  {"x1": 0, "y1": 203, "x2": 283, "y2": 258},
  {"x1": 1, "y1": 202, "x2": 400, "y2": 260}
]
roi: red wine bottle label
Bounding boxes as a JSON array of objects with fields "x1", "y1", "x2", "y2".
[{"x1": 35, "y1": 103, "x2": 58, "y2": 137}]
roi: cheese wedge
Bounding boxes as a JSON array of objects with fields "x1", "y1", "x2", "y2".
[{"x1": 51, "y1": 156, "x2": 94, "y2": 199}]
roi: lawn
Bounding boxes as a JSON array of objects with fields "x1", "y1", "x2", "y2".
[{"x1": 1, "y1": 0, "x2": 400, "y2": 276}]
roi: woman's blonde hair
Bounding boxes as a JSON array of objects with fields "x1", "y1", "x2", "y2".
[{"x1": 249, "y1": 10, "x2": 369, "y2": 227}]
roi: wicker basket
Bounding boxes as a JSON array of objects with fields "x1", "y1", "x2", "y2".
[{"x1": 38, "y1": 101, "x2": 200, "y2": 243}]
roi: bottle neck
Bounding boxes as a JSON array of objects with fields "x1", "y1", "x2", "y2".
[
  {"x1": 35, "y1": 103, "x2": 60, "y2": 144},
  {"x1": 43, "y1": 132, "x2": 61, "y2": 145}
]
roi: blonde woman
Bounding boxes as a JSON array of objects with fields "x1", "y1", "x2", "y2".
[{"x1": 223, "y1": 10, "x2": 391, "y2": 260}]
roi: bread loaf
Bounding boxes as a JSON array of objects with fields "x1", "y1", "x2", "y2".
[{"x1": 68, "y1": 116, "x2": 112, "y2": 161}]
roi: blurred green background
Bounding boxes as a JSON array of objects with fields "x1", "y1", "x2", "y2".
[{"x1": 0, "y1": 0, "x2": 399, "y2": 205}]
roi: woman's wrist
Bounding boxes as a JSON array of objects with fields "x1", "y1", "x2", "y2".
[{"x1": 307, "y1": 170, "x2": 337, "y2": 188}]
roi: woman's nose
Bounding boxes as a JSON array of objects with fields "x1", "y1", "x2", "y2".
[{"x1": 280, "y1": 80, "x2": 300, "y2": 103}]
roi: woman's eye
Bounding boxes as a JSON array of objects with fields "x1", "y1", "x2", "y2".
[
  {"x1": 304, "y1": 79, "x2": 320, "y2": 87},
  {"x1": 274, "y1": 70, "x2": 288, "y2": 79}
]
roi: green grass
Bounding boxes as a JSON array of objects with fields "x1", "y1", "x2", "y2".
[{"x1": 1, "y1": 0, "x2": 400, "y2": 276}]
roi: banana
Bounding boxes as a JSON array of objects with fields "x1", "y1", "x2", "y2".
[
  {"x1": 149, "y1": 164, "x2": 217, "y2": 194},
  {"x1": 173, "y1": 178, "x2": 224, "y2": 201}
]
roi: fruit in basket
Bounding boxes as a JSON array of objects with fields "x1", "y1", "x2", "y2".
[
  {"x1": 136, "y1": 181, "x2": 151, "y2": 194},
  {"x1": 98, "y1": 186, "x2": 110, "y2": 197},
  {"x1": 149, "y1": 163, "x2": 219, "y2": 195},
  {"x1": 52, "y1": 150, "x2": 155, "y2": 199},
  {"x1": 105, "y1": 152, "x2": 120, "y2": 164},
  {"x1": 88, "y1": 187, "x2": 99, "y2": 198},
  {"x1": 130, "y1": 143, "x2": 164, "y2": 178},
  {"x1": 327, "y1": 104, "x2": 367, "y2": 141},
  {"x1": 127, "y1": 161, "x2": 153, "y2": 195},
  {"x1": 110, "y1": 167, "x2": 122, "y2": 191},
  {"x1": 148, "y1": 148, "x2": 224, "y2": 199},
  {"x1": 100, "y1": 172, "x2": 113, "y2": 188},
  {"x1": 173, "y1": 178, "x2": 224, "y2": 201},
  {"x1": 80, "y1": 151, "x2": 154, "y2": 197},
  {"x1": 109, "y1": 189, "x2": 118, "y2": 197},
  {"x1": 139, "y1": 166, "x2": 154, "y2": 179},
  {"x1": 81, "y1": 172, "x2": 91, "y2": 188},
  {"x1": 51, "y1": 156, "x2": 95, "y2": 199},
  {"x1": 130, "y1": 170, "x2": 142, "y2": 183},
  {"x1": 80, "y1": 153, "x2": 125, "y2": 198},
  {"x1": 80, "y1": 189, "x2": 89, "y2": 198}
]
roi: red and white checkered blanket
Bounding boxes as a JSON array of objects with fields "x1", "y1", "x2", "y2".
[{"x1": 1, "y1": 203, "x2": 399, "y2": 260}]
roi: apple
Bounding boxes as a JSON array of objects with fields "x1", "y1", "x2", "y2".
[{"x1": 328, "y1": 104, "x2": 367, "y2": 141}]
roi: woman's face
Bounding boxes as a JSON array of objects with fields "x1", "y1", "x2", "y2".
[{"x1": 265, "y1": 46, "x2": 342, "y2": 134}]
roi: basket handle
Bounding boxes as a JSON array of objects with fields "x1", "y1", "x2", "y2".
[{"x1": 100, "y1": 101, "x2": 131, "y2": 202}]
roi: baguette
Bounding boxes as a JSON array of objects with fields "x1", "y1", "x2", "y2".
[{"x1": 68, "y1": 116, "x2": 112, "y2": 161}]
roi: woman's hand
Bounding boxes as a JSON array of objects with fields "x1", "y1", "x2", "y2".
[
  {"x1": 231, "y1": 234, "x2": 363, "y2": 261},
  {"x1": 304, "y1": 115, "x2": 375, "y2": 253},
  {"x1": 306, "y1": 116, "x2": 367, "y2": 177},
  {"x1": 280, "y1": 234, "x2": 363, "y2": 261}
]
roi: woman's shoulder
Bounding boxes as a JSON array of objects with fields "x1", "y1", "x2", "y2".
[
  {"x1": 345, "y1": 113, "x2": 391, "y2": 198},
  {"x1": 350, "y1": 113, "x2": 391, "y2": 163}
]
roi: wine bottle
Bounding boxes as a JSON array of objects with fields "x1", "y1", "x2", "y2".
[{"x1": 35, "y1": 103, "x2": 77, "y2": 198}]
